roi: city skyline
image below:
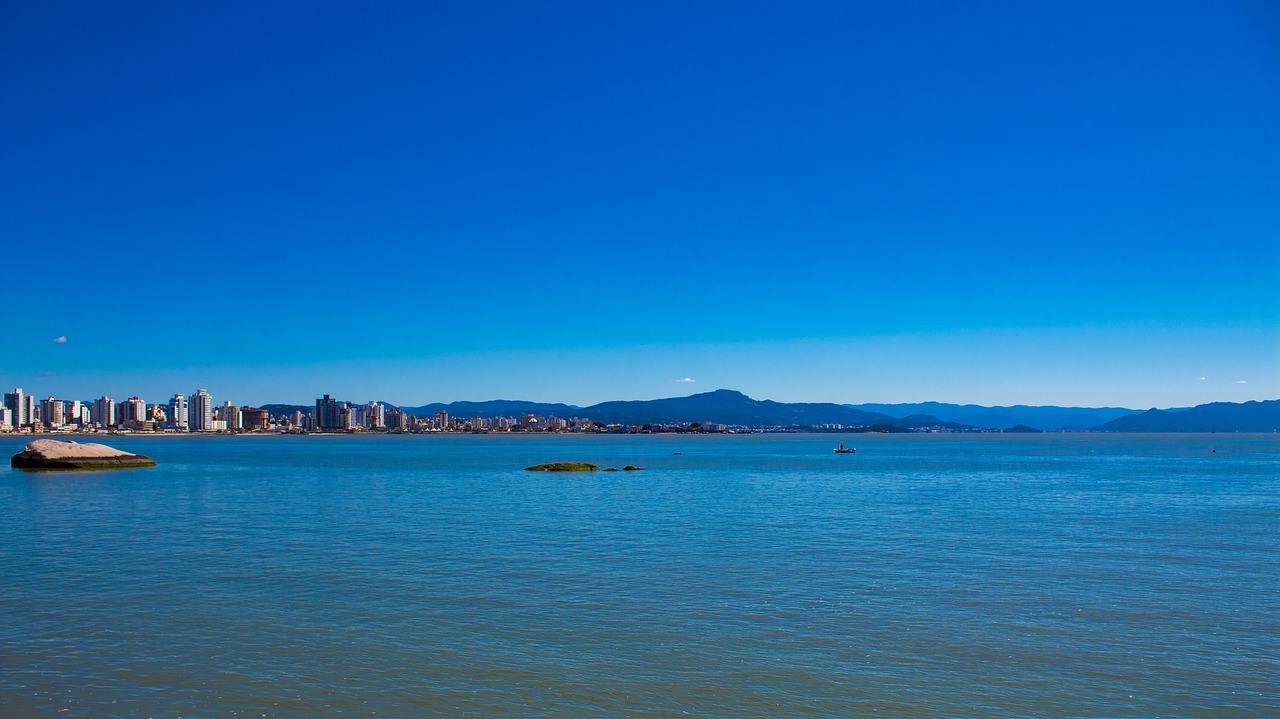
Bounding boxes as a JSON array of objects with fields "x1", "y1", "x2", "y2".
[
  {"x1": 2, "y1": 376, "x2": 1273, "y2": 420},
  {"x1": 3, "y1": 2, "x2": 1277, "y2": 407},
  {"x1": 5, "y1": 381, "x2": 1277, "y2": 435}
]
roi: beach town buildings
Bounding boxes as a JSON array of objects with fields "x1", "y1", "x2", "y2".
[
  {"x1": 215, "y1": 402, "x2": 242, "y2": 431},
  {"x1": 3, "y1": 386, "x2": 741, "y2": 436}
]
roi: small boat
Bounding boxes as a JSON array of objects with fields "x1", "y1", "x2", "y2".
[{"x1": 833, "y1": 443, "x2": 856, "y2": 454}]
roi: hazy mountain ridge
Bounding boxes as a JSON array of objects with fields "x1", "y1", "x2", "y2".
[
  {"x1": 1097, "y1": 400, "x2": 1280, "y2": 432},
  {"x1": 401, "y1": 400, "x2": 581, "y2": 418},
  {"x1": 849, "y1": 402, "x2": 1138, "y2": 430},
  {"x1": 261, "y1": 393, "x2": 1276, "y2": 431},
  {"x1": 575, "y1": 390, "x2": 896, "y2": 426},
  {"x1": 260, "y1": 404, "x2": 312, "y2": 416}
]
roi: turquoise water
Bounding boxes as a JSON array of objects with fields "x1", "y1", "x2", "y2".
[{"x1": 1, "y1": 433, "x2": 1276, "y2": 717}]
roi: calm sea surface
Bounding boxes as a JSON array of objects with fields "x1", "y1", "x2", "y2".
[{"x1": 1, "y1": 433, "x2": 1276, "y2": 718}]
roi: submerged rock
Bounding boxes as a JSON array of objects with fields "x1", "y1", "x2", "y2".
[
  {"x1": 622, "y1": 465, "x2": 644, "y2": 471},
  {"x1": 11, "y1": 439, "x2": 156, "y2": 470},
  {"x1": 524, "y1": 462, "x2": 599, "y2": 472}
]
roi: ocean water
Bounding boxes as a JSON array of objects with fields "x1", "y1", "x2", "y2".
[{"x1": 0, "y1": 433, "x2": 1276, "y2": 718}]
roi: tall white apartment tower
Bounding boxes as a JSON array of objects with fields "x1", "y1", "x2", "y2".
[
  {"x1": 168, "y1": 393, "x2": 189, "y2": 431},
  {"x1": 67, "y1": 400, "x2": 83, "y2": 426},
  {"x1": 4, "y1": 388, "x2": 28, "y2": 428},
  {"x1": 189, "y1": 389, "x2": 213, "y2": 432}
]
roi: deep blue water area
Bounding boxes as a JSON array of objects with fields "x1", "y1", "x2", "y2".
[{"x1": 1, "y1": 433, "x2": 1276, "y2": 717}]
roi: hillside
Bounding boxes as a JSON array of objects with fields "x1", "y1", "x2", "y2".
[
  {"x1": 849, "y1": 402, "x2": 1136, "y2": 430},
  {"x1": 260, "y1": 404, "x2": 312, "y2": 416},
  {"x1": 259, "y1": 392, "x2": 1277, "y2": 432},
  {"x1": 578, "y1": 389, "x2": 895, "y2": 426},
  {"x1": 1098, "y1": 400, "x2": 1280, "y2": 432},
  {"x1": 400, "y1": 400, "x2": 581, "y2": 419}
]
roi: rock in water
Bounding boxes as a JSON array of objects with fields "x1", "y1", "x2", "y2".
[
  {"x1": 524, "y1": 462, "x2": 599, "y2": 472},
  {"x1": 11, "y1": 439, "x2": 156, "y2": 470}
]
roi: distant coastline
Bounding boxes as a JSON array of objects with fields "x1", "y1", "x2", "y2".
[{"x1": 5, "y1": 388, "x2": 1277, "y2": 435}]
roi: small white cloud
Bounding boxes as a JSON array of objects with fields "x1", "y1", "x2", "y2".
[
  {"x1": 1198, "y1": 376, "x2": 1207, "y2": 381},
  {"x1": 675, "y1": 377, "x2": 696, "y2": 383},
  {"x1": 1236, "y1": 379, "x2": 1248, "y2": 384},
  {"x1": 53, "y1": 335, "x2": 67, "y2": 344}
]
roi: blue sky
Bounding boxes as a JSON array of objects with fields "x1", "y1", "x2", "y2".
[{"x1": 2, "y1": 1, "x2": 1277, "y2": 407}]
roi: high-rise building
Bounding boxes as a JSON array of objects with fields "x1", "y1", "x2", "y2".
[
  {"x1": 4, "y1": 388, "x2": 30, "y2": 428},
  {"x1": 93, "y1": 396, "x2": 115, "y2": 428},
  {"x1": 120, "y1": 396, "x2": 147, "y2": 424},
  {"x1": 0, "y1": 407, "x2": 11, "y2": 430},
  {"x1": 436, "y1": 410, "x2": 449, "y2": 430},
  {"x1": 189, "y1": 389, "x2": 214, "y2": 432},
  {"x1": 168, "y1": 393, "x2": 188, "y2": 431},
  {"x1": 40, "y1": 397, "x2": 66, "y2": 428},
  {"x1": 316, "y1": 395, "x2": 345, "y2": 431},
  {"x1": 66, "y1": 400, "x2": 83, "y2": 426},
  {"x1": 215, "y1": 401, "x2": 242, "y2": 431},
  {"x1": 367, "y1": 402, "x2": 385, "y2": 429}
]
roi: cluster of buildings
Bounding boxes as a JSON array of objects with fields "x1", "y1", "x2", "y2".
[
  {"x1": 2, "y1": 387, "x2": 275, "y2": 434},
  {"x1": 1, "y1": 388, "x2": 738, "y2": 435}
]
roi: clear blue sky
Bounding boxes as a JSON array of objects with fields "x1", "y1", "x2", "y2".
[{"x1": 2, "y1": 1, "x2": 1277, "y2": 407}]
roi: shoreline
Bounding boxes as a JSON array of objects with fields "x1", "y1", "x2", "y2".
[{"x1": 0, "y1": 424, "x2": 1274, "y2": 437}]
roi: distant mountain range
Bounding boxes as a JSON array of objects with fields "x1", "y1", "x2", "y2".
[
  {"x1": 405, "y1": 390, "x2": 908, "y2": 427},
  {"x1": 401, "y1": 400, "x2": 580, "y2": 419},
  {"x1": 272, "y1": 391, "x2": 950, "y2": 429},
  {"x1": 260, "y1": 404, "x2": 315, "y2": 417},
  {"x1": 1097, "y1": 400, "x2": 1280, "y2": 432},
  {"x1": 847, "y1": 402, "x2": 1138, "y2": 431},
  {"x1": 262, "y1": 391, "x2": 1279, "y2": 432}
]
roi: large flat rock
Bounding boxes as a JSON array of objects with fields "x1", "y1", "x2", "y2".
[{"x1": 11, "y1": 439, "x2": 155, "y2": 470}]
